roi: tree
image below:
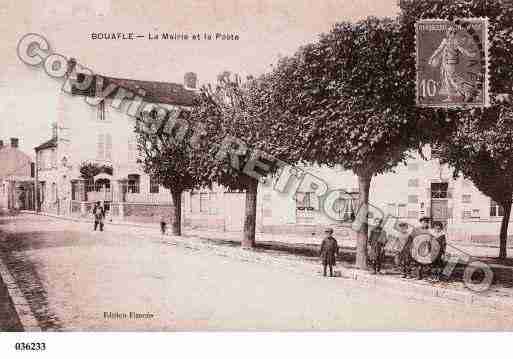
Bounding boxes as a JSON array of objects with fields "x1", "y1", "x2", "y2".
[
  {"x1": 263, "y1": 18, "x2": 424, "y2": 268},
  {"x1": 79, "y1": 161, "x2": 113, "y2": 179},
  {"x1": 135, "y1": 109, "x2": 208, "y2": 236},
  {"x1": 399, "y1": 0, "x2": 513, "y2": 259},
  {"x1": 190, "y1": 72, "x2": 282, "y2": 248},
  {"x1": 434, "y1": 110, "x2": 513, "y2": 259}
]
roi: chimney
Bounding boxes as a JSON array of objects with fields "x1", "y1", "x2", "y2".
[
  {"x1": 184, "y1": 72, "x2": 198, "y2": 90},
  {"x1": 10, "y1": 138, "x2": 19, "y2": 148}
]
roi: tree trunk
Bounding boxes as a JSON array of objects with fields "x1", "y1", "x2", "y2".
[
  {"x1": 242, "y1": 179, "x2": 258, "y2": 249},
  {"x1": 499, "y1": 199, "x2": 512, "y2": 260},
  {"x1": 355, "y1": 174, "x2": 372, "y2": 269},
  {"x1": 171, "y1": 190, "x2": 182, "y2": 236}
]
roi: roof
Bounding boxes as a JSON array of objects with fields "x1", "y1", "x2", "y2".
[
  {"x1": 0, "y1": 146, "x2": 33, "y2": 179},
  {"x1": 34, "y1": 137, "x2": 58, "y2": 151},
  {"x1": 71, "y1": 74, "x2": 197, "y2": 107}
]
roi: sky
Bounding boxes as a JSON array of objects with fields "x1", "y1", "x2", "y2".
[{"x1": 0, "y1": 0, "x2": 399, "y2": 155}]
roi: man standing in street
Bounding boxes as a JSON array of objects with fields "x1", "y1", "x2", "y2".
[
  {"x1": 93, "y1": 201, "x2": 106, "y2": 232},
  {"x1": 320, "y1": 228, "x2": 339, "y2": 277}
]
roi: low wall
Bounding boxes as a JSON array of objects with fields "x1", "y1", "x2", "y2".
[
  {"x1": 124, "y1": 203, "x2": 174, "y2": 224},
  {"x1": 70, "y1": 201, "x2": 175, "y2": 224}
]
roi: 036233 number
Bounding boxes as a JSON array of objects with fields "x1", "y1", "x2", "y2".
[
  {"x1": 14, "y1": 342, "x2": 46, "y2": 351},
  {"x1": 419, "y1": 78, "x2": 438, "y2": 97}
]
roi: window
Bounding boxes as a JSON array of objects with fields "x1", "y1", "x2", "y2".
[
  {"x1": 408, "y1": 195, "x2": 419, "y2": 204},
  {"x1": 408, "y1": 178, "x2": 419, "y2": 187},
  {"x1": 95, "y1": 179, "x2": 111, "y2": 192},
  {"x1": 150, "y1": 177, "x2": 160, "y2": 194},
  {"x1": 462, "y1": 194, "x2": 472, "y2": 203},
  {"x1": 71, "y1": 182, "x2": 77, "y2": 201},
  {"x1": 296, "y1": 192, "x2": 313, "y2": 210},
  {"x1": 37, "y1": 152, "x2": 42, "y2": 170},
  {"x1": 462, "y1": 210, "x2": 472, "y2": 219},
  {"x1": 332, "y1": 195, "x2": 356, "y2": 221},
  {"x1": 39, "y1": 182, "x2": 46, "y2": 204},
  {"x1": 296, "y1": 192, "x2": 315, "y2": 219},
  {"x1": 128, "y1": 135, "x2": 137, "y2": 163},
  {"x1": 431, "y1": 182, "x2": 448, "y2": 198},
  {"x1": 490, "y1": 200, "x2": 504, "y2": 217},
  {"x1": 51, "y1": 149, "x2": 57, "y2": 168},
  {"x1": 407, "y1": 163, "x2": 419, "y2": 171},
  {"x1": 51, "y1": 183, "x2": 57, "y2": 202},
  {"x1": 200, "y1": 193, "x2": 209, "y2": 213},
  {"x1": 127, "y1": 174, "x2": 140, "y2": 193},
  {"x1": 472, "y1": 209, "x2": 480, "y2": 218},
  {"x1": 96, "y1": 133, "x2": 112, "y2": 160},
  {"x1": 398, "y1": 204, "x2": 407, "y2": 218},
  {"x1": 408, "y1": 210, "x2": 419, "y2": 219},
  {"x1": 105, "y1": 134, "x2": 112, "y2": 160},
  {"x1": 97, "y1": 101, "x2": 105, "y2": 121}
]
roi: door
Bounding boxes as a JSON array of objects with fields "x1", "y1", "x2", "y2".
[{"x1": 430, "y1": 182, "x2": 449, "y2": 226}]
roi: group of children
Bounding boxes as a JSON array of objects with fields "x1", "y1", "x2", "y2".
[{"x1": 368, "y1": 216, "x2": 447, "y2": 280}]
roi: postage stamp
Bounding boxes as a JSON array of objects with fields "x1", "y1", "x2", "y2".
[{"x1": 415, "y1": 18, "x2": 490, "y2": 108}]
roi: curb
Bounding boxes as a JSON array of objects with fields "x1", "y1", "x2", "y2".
[
  {"x1": 16, "y1": 211, "x2": 513, "y2": 313},
  {"x1": 0, "y1": 257, "x2": 41, "y2": 331},
  {"x1": 165, "y1": 236, "x2": 513, "y2": 313}
]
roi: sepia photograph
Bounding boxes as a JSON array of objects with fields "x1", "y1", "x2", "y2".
[{"x1": 0, "y1": 0, "x2": 512, "y2": 357}]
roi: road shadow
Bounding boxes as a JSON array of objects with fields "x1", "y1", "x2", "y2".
[
  {"x1": 0, "y1": 271, "x2": 23, "y2": 331},
  {"x1": 191, "y1": 235, "x2": 513, "y2": 288}
]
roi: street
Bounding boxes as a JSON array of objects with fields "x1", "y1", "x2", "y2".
[{"x1": 1, "y1": 214, "x2": 513, "y2": 331}]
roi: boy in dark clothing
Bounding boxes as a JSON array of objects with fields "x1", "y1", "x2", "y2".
[
  {"x1": 396, "y1": 222, "x2": 413, "y2": 278},
  {"x1": 368, "y1": 220, "x2": 387, "y2": 274},
  {"x1": 320, "y1": 228, "x2": 339, "y2": 277},
  {"x1": 160, "y1": 214, "x2": 167, "y2": 235}
]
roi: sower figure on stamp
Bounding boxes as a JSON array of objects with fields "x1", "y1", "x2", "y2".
[
  {"x1": 320, "y1": 228, "x2": 339, "y2": 277},
  {"x1": 93, "y1": 201, "x2": 106, "y2": 232},
  {"x1": 368, "y1": 219, "x2": 387, "y2": 274},
  {"x1": 428, "y1": 25, "x2": 477, "y2": 102}
]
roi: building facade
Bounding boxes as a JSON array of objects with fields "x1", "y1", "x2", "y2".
[
  {"x1": 34, "y1": 63, "x2": 197, "y2": 223},
  {"x1": 0, "y1": 138, "x2": 35, "y2": 212},
  {"x1": 182, "y1": 149, "x2": 512, "y2": 244}
]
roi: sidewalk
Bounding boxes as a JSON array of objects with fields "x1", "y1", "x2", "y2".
[{"x1": 19, "y1": 211, "x2": 513, "y2": 312}]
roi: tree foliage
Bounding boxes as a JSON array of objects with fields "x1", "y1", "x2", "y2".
[
  {"x1": 262, "y1": 17, "x2": 424, "y2": 268},
  {"x1": 135, "y1": 108, "x2": 209, "y2": 236},
  {"x1": 189, "y1": 72, "x2": 285, "y2": 247},
  {"x1": 400, "y1": 0, "x2": 513, "y2": 259},
  {"x1": 79, "y1": 161, "x2": 113, "y2": 179}
]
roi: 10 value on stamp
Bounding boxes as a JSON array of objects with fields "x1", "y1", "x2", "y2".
[{"x1": 415, "y1": 18, "x2": 490, "y2": 108}]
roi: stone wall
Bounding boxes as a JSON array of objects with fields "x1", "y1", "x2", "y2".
[{"x1": 123, "y1": 203, "x2": 174, "y2": 224}]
